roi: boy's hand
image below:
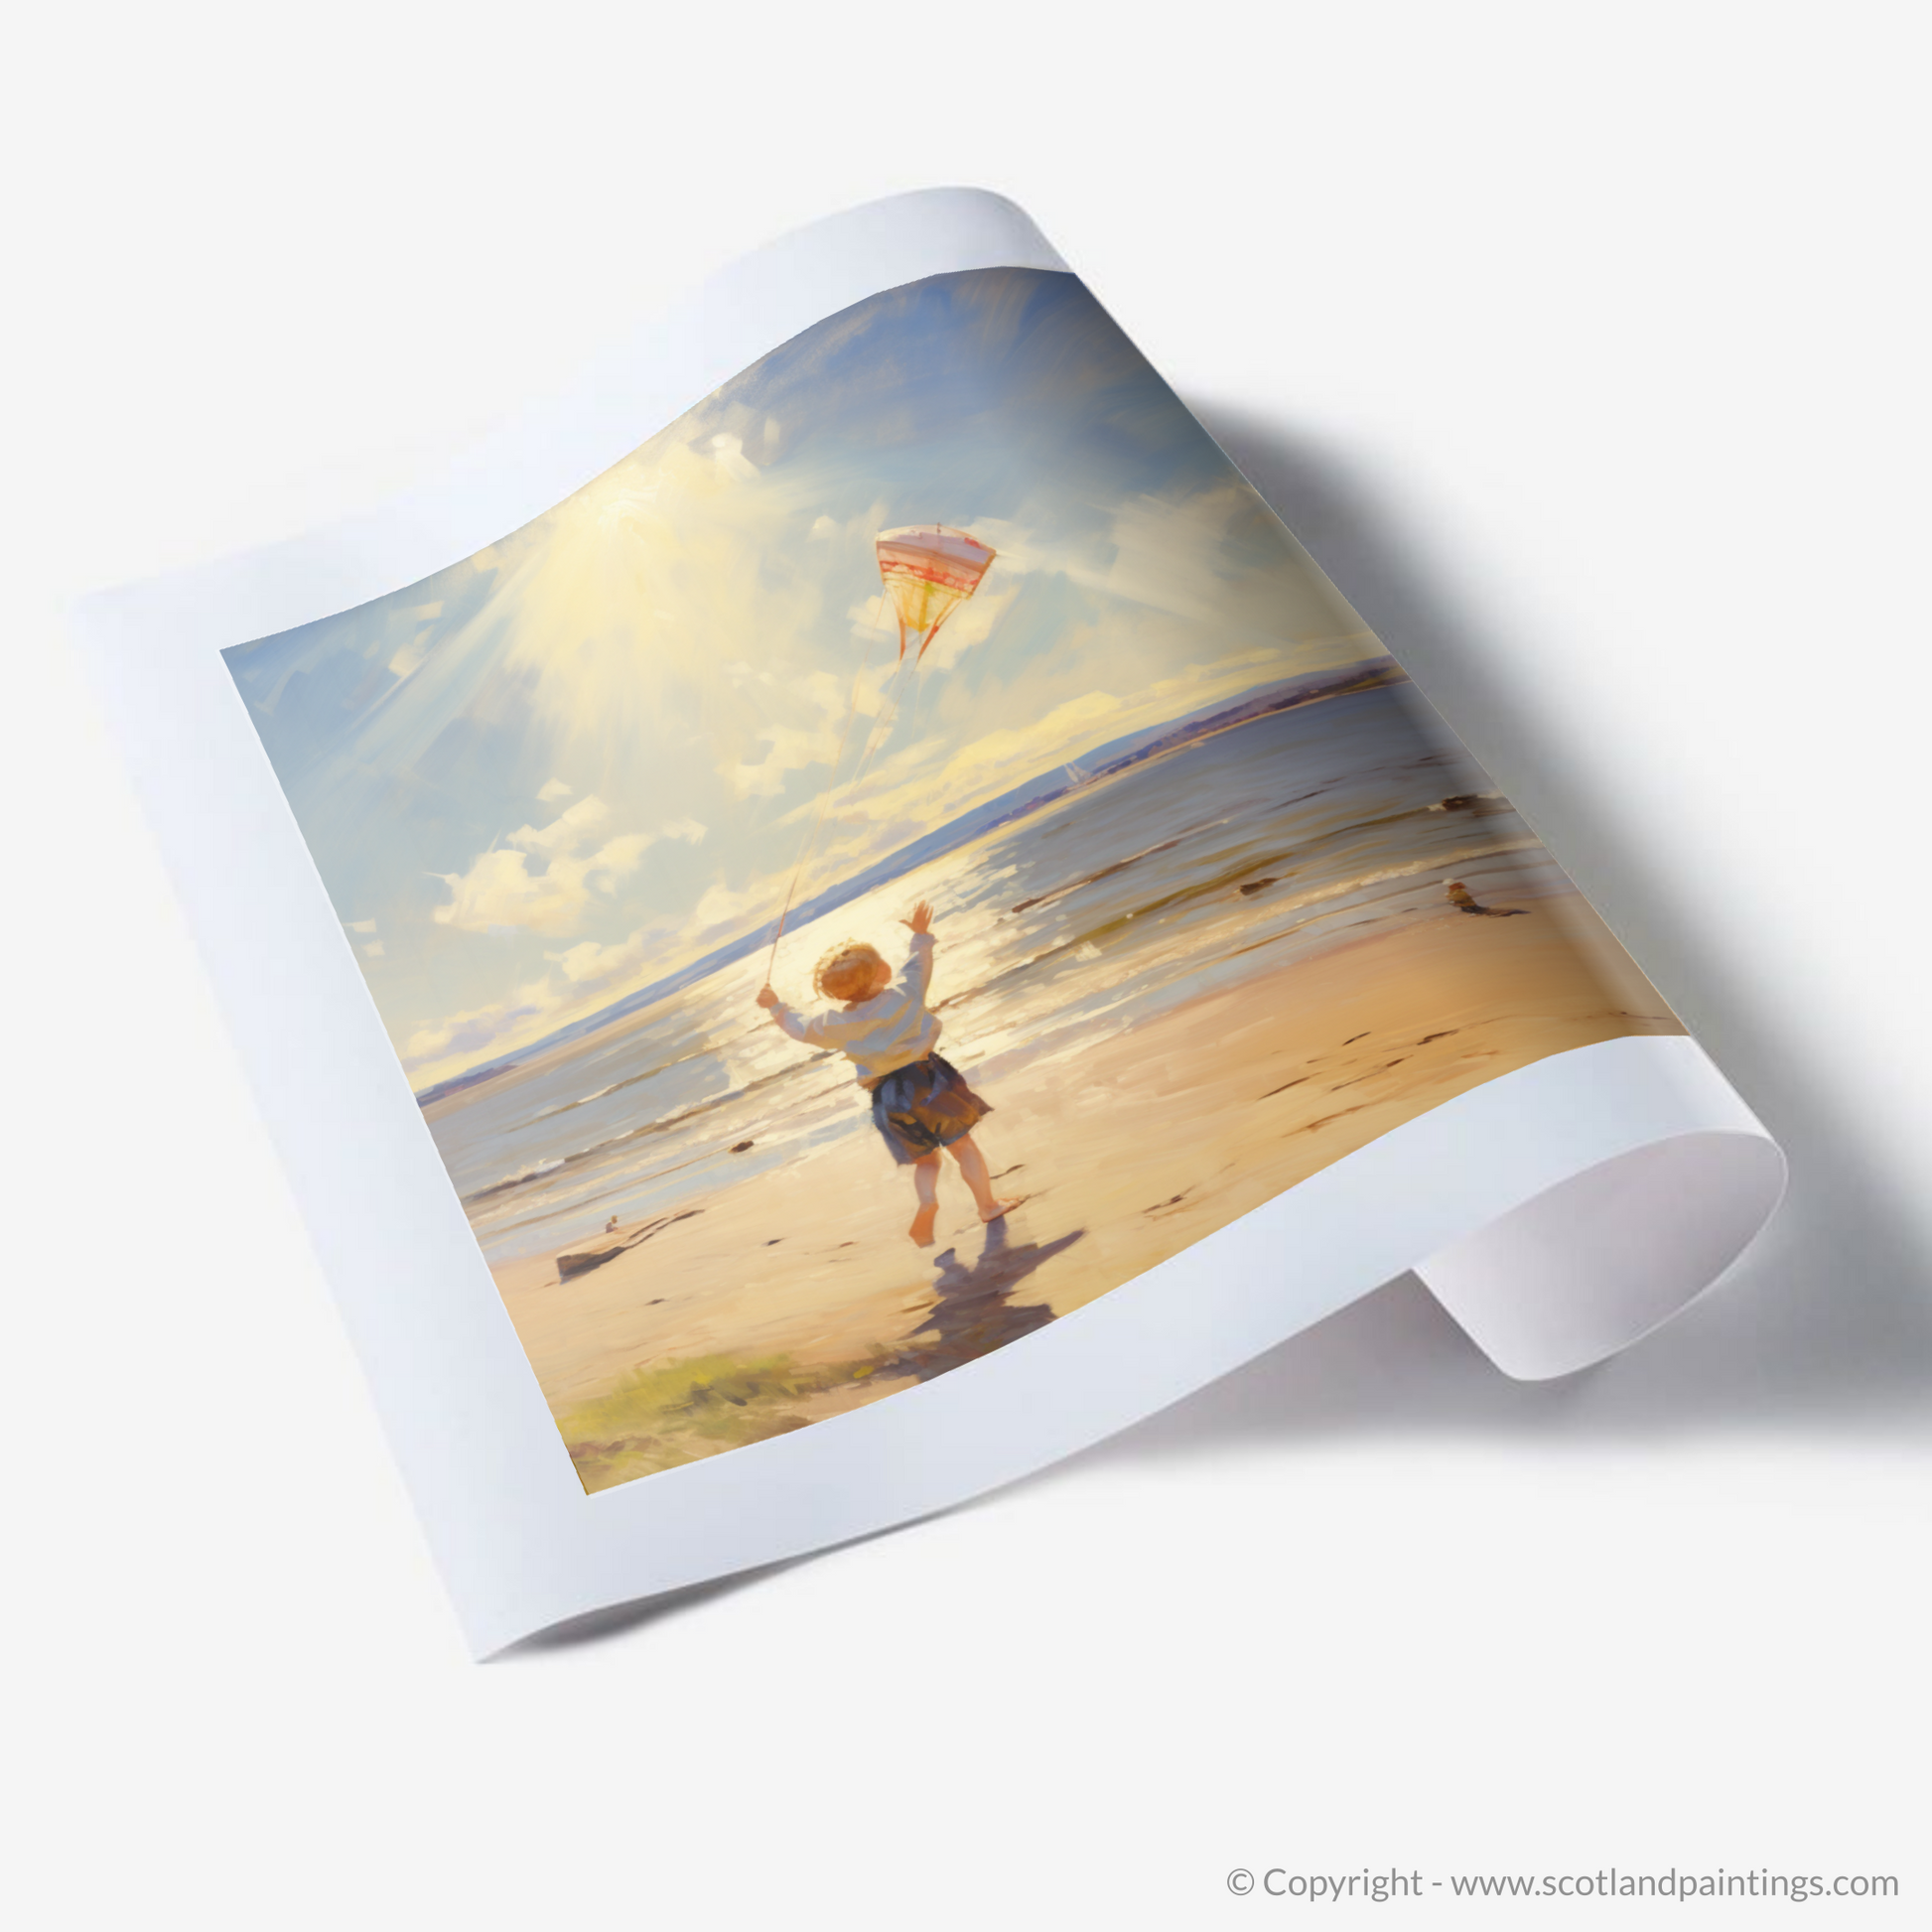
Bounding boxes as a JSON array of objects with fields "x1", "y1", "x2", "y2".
[
  {"x1": 755, "y1": 984, "x2": 780, "y2": 1009},
  {"x1": 903, "y1": 899, "x2": 934, "y2": 935}
]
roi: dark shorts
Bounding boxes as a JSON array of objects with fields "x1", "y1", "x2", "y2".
[{"x1": 867, "y1": 1052, "x2": 992, "y2": 1165}]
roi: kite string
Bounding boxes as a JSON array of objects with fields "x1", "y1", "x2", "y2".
[
  {"x1": 882, "y1": 595, "x2": 958, "y2": 755},
  {"x1": 813, "y1": 642, "x2": 918, "y2": 907},
  {"x1": 845, "y1": 645, "x2": 912, "y2": 799},
  {"x1": 762, "y1": 600, "x2": 891, "y2": 979}
]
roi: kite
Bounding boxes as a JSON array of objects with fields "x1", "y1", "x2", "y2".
[{"x1": 875, "y1": 526, "x2": 997, "y2": 661}]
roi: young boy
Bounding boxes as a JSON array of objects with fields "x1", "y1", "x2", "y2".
[{"x1": 757, "y1": 899, "x2": 1013, "y2": 1246}]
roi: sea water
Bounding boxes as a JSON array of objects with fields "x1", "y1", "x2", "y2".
[{"x1": 429, "y1": 685, "x2": 1568, "y2": 1261}]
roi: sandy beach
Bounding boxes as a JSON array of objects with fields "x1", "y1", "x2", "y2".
[{"x1": 487, "y1": 888, "x2": 1680, "y2": 1490}]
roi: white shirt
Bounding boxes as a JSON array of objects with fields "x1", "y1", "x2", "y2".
[{"x1": 771, "y1": 932, "x2": 941, "y2": 1083}]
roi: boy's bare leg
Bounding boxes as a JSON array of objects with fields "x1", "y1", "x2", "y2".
[
  {"x1": 947, "y1": 1134, "x2": 1015, "y2": 1222},
  {"x1": 908, "y1": 1156, "x2": 941, "y2": 1246}
]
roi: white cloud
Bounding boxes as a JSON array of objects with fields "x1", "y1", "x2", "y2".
[
  {"x1": 507, "y1": 793, "x2": 608, "y2": 855},
  {"x1": 401, "y1": 977, "x2": 565, "y2": 1073},
  {"x1": 408, "y1": 868, "x2": 762, "y2": 1087},
  {"x1": 726, "y1": 723, "x2": 831, "y2": 799},
  {"x1": 346, "y1": 918, "x2": 376, "y2": 933},
  {"x1": 836, "y1": 650, "x2": 1285, "y2": 837},
  {"x1": 1100, "y1": 488, "x2": 1249, "y2": 622},
  {"x1": 954, "y1": 517, "x2": 1038, "y2": 576},
  {"x1": 410, "y1": 869, "x2": 759, "y2": 1082},
  {"x1": 537, "y1": 776, "x2": 573, "y2": 803},
  {"x1": 847, "y1": 592, "x2": 892, "y2": 640},
  {"x1": 432, "y1": 799, "x2": 712, "y2": 938},
  {"x1": 361, "y1": 940, "x2": 385, "y2": 958},
  {"x1": 434, "y1": 795, "x2": 654, "y2": 935},
  {"x1": 689, "y1": 877, "x2": 777, "y2": 935},
  {"x1": 708, "y1": 432, "x2": 759, "y2": 482},
  {"x1": 545, "y1": 925, "x2": 669, "y2": 988},
  {"x1": 385, "y1": 601, "x2": 447, "y2": 679},
  {"x1": 433, "y1": 850, "x2": 595, "y2": 936},
  {"x1": 974, "y1": 488, "x2": 1329, "y2": 634},
  {"x1": 720, "y1": 660, "x2": 897, "y2": 807},
  {"x1": 714, "y1": 639, "x2": 908, "y2": 802}
]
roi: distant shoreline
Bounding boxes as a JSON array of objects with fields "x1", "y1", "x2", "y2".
[{"x1": 413, "y1": 655, "x2": 1408, "y2": 1108}]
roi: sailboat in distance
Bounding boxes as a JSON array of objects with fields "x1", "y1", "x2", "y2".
[{"x1": 876, "y1": 526, "x2": 996, "y2": 661}]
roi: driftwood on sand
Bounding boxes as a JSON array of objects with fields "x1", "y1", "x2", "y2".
[
  {"x1": 1447, "y1": 880, "x2": 1527, "y2": 917},
  {"x1": 557, "y1": 1208, "x2": 705, "y2": 1281}
]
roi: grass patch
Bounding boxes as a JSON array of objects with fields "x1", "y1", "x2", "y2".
[{"x1": 557, "y1": 1350, "x2": 887, "y2": 1493}]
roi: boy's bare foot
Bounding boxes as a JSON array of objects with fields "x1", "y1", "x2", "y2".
[
  {"x1": 978, "y1": 1199, "x2": 1016, "y2": 1223},
  {"x1": 909, "y1": 1204, "x2": 938, "y2": 1246}
]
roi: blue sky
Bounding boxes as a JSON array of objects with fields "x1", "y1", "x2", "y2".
[{"x1": 225, "y1": 268, "x2": 1374, "y2": 1088}]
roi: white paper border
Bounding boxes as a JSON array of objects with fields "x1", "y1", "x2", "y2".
[{"x1": 73, "y1": 190, "x2": 1781, "y2": 1655}]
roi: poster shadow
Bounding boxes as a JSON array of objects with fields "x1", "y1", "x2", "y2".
[
  {"x1": 510, "y1": 412, "x2": 1932, "y2": 1657},
  {"x1": 1062, "y1": 403, "x2": 1932, "y2": 1465}
]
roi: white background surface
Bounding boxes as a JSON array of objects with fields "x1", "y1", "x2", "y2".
[{"x1": 6, "y1": 3, "x2": 1927, "y2": 1925}]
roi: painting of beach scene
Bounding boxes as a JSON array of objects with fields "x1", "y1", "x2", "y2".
[{"x1": 222, "y1": 267, "x2": 1682, "y2": 1494}]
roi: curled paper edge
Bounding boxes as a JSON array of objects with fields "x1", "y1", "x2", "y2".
[{"x1": 69, "y1": 189, "x2": 1785, "y2": 1655}]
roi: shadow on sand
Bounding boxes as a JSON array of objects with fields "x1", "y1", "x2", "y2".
[{"x1": 876, "y1": 1219, "x2": 1083, "y2": 1383}]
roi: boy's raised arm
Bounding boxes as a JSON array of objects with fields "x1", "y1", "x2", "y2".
[
  {"x1": 897, "y1": 929, "x2": 936, "y2": 1000},
  {"x1": 759, "y1": 983, "x2": 828, "y2": 1044}
]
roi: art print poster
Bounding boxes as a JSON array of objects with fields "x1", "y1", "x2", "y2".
[{"x1": 222, "y1": 266, "x2": 1681, "y2": 1496}]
